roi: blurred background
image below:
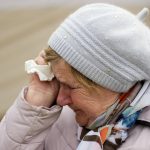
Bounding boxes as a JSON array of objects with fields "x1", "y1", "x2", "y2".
[{"x1": 0, "y1": 0, "x2": 150, "y2": 119}]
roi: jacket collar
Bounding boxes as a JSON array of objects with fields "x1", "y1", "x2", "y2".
[{"x1": 133, "y1": 81, "x2": 150, "y2": 123}]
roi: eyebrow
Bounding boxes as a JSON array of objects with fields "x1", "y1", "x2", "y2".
[
  {"x1": 57, "y1": 76, "x2": 76, "y2": 88},
  {"x1": 55, "y1": 71, "x2": 78, "y2": 87}
]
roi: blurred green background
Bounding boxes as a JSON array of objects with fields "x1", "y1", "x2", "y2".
[{"x1": 0, "y1": 0, "x2": 150, "y2": 119}]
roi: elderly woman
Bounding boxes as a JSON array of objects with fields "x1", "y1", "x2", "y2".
[{"x1": 1, "y1": 3, "x2": 150, "y2": 150}]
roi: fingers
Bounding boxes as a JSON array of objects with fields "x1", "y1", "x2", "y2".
[
  {"x1": 35, "y1": 50, "x2": 47, "y2": 65},
  {"x1": 28, "y1": 73, "x2": 40, "y2": 84}
]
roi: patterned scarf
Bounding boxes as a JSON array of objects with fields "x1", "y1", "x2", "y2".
[{"x1": 77, "y1": 82, "x2": 145, "y2": 150}]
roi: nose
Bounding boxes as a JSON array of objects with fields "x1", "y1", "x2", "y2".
[{"x1": 57, "y1": 84, "x2": 72, "y2": 106}]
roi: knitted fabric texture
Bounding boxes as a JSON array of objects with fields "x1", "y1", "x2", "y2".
[{"x1": 48, "y1": 3, "x2": 150, "y2": 92}]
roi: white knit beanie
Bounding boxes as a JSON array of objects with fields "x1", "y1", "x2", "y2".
[{"x1": 48, "y1": 3, "x2": 150, "y2": 93}]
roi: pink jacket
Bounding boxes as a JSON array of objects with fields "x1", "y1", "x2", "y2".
[{"x1": 1, "y1": 87, "x2": 150, "y2": 150}]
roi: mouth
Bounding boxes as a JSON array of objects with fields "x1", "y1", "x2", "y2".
[
  {"x1": 74, "y1": 109, "x2": 81, "y2": 114},
  {"x1": 69, "y1": 106, "x2": 80, "y2": 113},
  {"x1": 71, "y1": 108, "x2": 83, "y2": 115}
]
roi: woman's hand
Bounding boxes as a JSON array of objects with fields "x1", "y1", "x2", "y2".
[{"x1": 25, "y1": 51, "x2": 60, "y2": 107}]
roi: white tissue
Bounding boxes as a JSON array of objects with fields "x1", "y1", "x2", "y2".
[{"x1": 25, "y1": 59, "x2": 54, "y2": 81}]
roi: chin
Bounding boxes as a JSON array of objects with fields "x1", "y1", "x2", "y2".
[{"x1": 75, "y1": 112, "x2": 89, "y2": 127}]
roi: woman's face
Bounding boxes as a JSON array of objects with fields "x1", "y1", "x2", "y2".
[{"x1": 52, "y1": 59, "x2": 119, "y2": 127}]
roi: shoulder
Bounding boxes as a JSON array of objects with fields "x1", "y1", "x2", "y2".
[
  {"x1": 118, "y1": 106, "x2": 150, "y2": 150},
  {"x1": 45, "y1": 106, "x2": 79, "y2": 150}
]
